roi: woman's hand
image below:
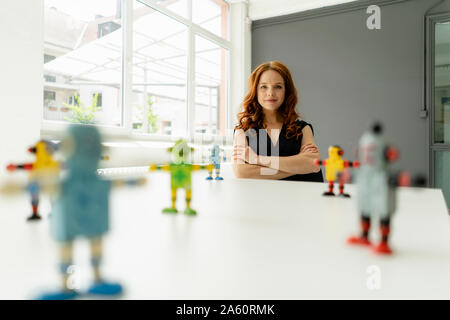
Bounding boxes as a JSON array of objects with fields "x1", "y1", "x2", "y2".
[
  {"x1": 232, "y1": 145, "x2": 247, "y2": 163},
  {"x1": 300, "y1": 143, "x2": 319, "y2": 154},
  {"x1": 232, "y1": 145, "x2": 259, "y2": 164}
]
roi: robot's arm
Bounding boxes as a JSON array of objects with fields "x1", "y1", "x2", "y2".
[
  {"x1": 6, "y1": 163, "x2": 33, "y2": 171},
  {"x1": 390, "y1": 171, "x2": 426, "y2": 188},
  {"x1": 343, "y1": 160, "x2": 360, "y2": 168},
  {"x1": 384, "y1": 146, "x2": 399, "y2": 163},
  {"x1": 149, "y1": 164, "x2": 170, "y2": 172},
  {"x1": 111, "y1": 177, "x2": 146, "y2": 188},
  {"x1": 1, "y1": 175, "x2": 59, "y2": 197},
  {"x1": 0, "y1": 180, "x2": 29, "y2": 195},
  {"x1": 192, "y1": 164, "x2": 214, "y2": 172},
  {"x1": 313, "y1": 159, "x2": 326, "y2": 167},
  {"x1": 221, "y1": 148, "x2": 226, "y2": 162}
]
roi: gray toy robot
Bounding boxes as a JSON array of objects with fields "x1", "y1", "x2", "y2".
[{"x1": 347, "y1": 123, "x2": 407, "y2": 254}]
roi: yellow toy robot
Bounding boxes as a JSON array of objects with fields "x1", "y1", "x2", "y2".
[
  {"x1": 7, "y1": 140, "x2": 60, "y2": 220},
  {"x1": 314, "y1": 145, "x2": 359, "y2": 197}
]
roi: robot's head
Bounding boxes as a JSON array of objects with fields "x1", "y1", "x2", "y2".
[
  {"x1": 371, "y1": 122, "x2": 383, "y2": 135},
  {"x1": 359, "y1": 123, "x2": 393, "y2": 168},
  {"x1": 211, "y1": 144, "x2": 220, "y2": 156},
  {"x1": 63, "y1": 125, "x2": 102, "y2": 172},
  {"x1": 328, "y1": 145, "x2": 344, "y2": 159},
  {"x1": 28, "y1": 140, "x2": 58, "y2": 156},
  {"x1": 169, "y1": 139, "x2": 194, "y2": 164}
]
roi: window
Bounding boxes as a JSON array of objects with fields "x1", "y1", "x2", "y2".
[
  {"x1": 131, "y1": 4, "x2": 188, "y2": 136},
  {"x1": 43, "y1": 0, "x2": 122, "y2": 127},
  {"x1": 44, "y1": 90, "x2": 56, "y2": 101},
  {"x1": 161, "y1": 120, "x2": 172, "y2": 135},
  {"x1": 44, "y1": 75, "x2": 56, "y2": 82},
  {"x1": 44, "y1": 90, "x2": 57, "y2": 116},
  {"x1": 195, "y1": 35, "x2": 228, "y2": 136},
  {"x1": 193, "y1": 0, "x2": 228, "y2": 40},
  {"x1": 43, "y1": 0, "x2": 231, "y2": 141},
  {"x1": 93, "y1": 92, "x2": 103, "y2": 107},
  {"x1": 68, "y1": 95, "x2": 80, "y2": 106}
]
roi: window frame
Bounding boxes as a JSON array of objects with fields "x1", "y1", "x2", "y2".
[{"x1": 41, "y1": 0, "x2": 232, "y2": 143}]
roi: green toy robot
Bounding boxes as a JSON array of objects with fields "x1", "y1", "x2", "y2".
[{"x1": 150, "y1": 139, "x2": 213, "y2": 215}]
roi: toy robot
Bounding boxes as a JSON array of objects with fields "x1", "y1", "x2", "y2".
[
  {"x1": 37, "y1": 125, "x2": 145, "y2": 299},
  {"x1": 206, "y1": 144, "x2": 225, "y2": 181},
  {"x1": 6, "y1": 140, "x2": 59, "y2": 221},
  {"x1": 150, "y1": 139, "x2": 213, "y2": 215},
  {"x1": 314, "y1": 145, "x2": 359, "y2": 197},
  {"x1": 347, "y1": 122, "x2": 408, "y2": 254}
]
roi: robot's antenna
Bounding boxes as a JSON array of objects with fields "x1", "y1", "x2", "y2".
[{"x1": 372, "y1": 122, "x2": 383, "y2": 135}]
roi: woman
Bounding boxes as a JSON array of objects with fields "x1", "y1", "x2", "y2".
[{"x1": 232, "y1": 61, "x2": 323, "y2": 182}]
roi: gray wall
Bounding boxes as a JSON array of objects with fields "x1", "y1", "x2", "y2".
[{"x1": 252, "y1": 0, "x2": 439, "y2": 179}]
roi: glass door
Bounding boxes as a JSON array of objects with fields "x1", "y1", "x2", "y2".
[{"x1": 430, "y1": 15, "x2": 450, "y2": 211}]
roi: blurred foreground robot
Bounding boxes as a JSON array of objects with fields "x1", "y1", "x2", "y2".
[
  {"x1": 1, "y1": 125, "x2": 145, "y2": 299},
  {"x1": 347, "y1": 123, "x2": 425, "y2": 254}
]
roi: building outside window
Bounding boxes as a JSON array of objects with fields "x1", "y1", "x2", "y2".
[
  {"x1": 44, "y1": 54, "x2": 56, "y2": 63},
  {"x1": 44, "y1": 74, "x2": 57, "y2": 82},
  {"x1": 68, "y1": 94, "x2": 80, "y2": 106},
  {"x1": 44, "y1": 90, "x2": 56, "y2": 107}
]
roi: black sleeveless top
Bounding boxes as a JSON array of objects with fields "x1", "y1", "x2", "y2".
[{"x1": 244, "y1": 120, "x2": 324, "y2": 182}]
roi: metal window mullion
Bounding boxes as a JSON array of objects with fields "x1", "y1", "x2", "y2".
[
  {"x1": 188, "y1": 0, "x2": 192, "y2": 21},
  {"x1": 137, "y1": 0, "x2": 230, "y2": 49},
  {"x1": 226, "y1": 46, "x2": 231, "y2": 136},
  {"x1": 428, "y1": 17, "x2": 435, "y2": 187},
  {"x1": 122, "y1": 0, "x2": 134, "y2": 134},
  {"x1": 431, "y1": 145, "x2": 450, "y2": 151},
  {"x1": 137, "y1": 0, "x2": 191, "y2": 26},
  {"x1": 187, "y1": 25, "x2": 196, "y2": 140},
  {"x1": 191, "y1": 23, "x2": 231, "y2": 50}
]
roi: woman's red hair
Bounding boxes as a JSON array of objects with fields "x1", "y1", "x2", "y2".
[{"x1": 236, "y1": 61, "x2": 302, "y2": 139}]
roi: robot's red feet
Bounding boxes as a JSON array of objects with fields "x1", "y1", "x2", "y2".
[
  {"x1": 347, "y1": 236, "x2": 371, "y2": 246},
  {"x1": 372, "y1": 242, "x2": 392, "y2": 254},
  {"x1": 337, "y1": 193, "x2": 350, "y2": 198},
  {"x1": 27, "y1": 214, "x2": 42, "y2": 221}
]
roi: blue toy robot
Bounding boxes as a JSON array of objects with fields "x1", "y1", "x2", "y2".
[
  {"x1": 206, "y1": 144, "x2": 225, "y2": 181},
  {"x1": 39, "y1": 125, "x2": 143, "y2": 299}
]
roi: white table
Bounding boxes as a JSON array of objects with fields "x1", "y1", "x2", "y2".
[{"x1": 1, "y1": 164, "x2": 449, "y2": 299}]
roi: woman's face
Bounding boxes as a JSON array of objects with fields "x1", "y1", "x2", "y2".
[{"x1": 257, "y1": 69, "x2": 285, "y2": 113}]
